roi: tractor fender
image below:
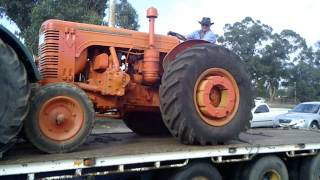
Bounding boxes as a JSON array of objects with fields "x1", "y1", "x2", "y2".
[
  {"x1": 0, "y1": 25, "x2": 41, "y2": 82},
  {"x1": 163, "y1": 39, "x2": 209, "y2": 67}
]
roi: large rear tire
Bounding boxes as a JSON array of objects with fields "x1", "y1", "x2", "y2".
[
  {"x1": 24, "y1": 83, "x2": 95, "y2": 153},
  {"x1": 123, "y1": 112, "x2": 170, "y2": 136},
  {"x1": 0, "y1": 40, "x2": 30, "y2": 154},
  {"x1": 160, "y1": 44, "x2": 253, "y2": 144}
]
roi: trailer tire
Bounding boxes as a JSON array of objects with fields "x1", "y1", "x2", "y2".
[
  {"x1": 24, "y1": 83, "x2": 95, "y2": 153},
  {"x1": 0, "y1": 40, "x2": 30, "y2": 153},
  {"x1": 160, "y1": 44, "x2": 253, "y2": 144},
  {"x1": 241, "y1": 155, "x2": 289, "y2": 180},
  {"x1": 123, "y1": 112, "x2": 170, "y2": 136},
  {"x1": 286, "y1": 158, "x2": 301, "y2": 180},
  {"x1": 169, "y1": 162, "x2": 222, "y2": 180},
  {"x1": 300, "y1": 153, "x2": 320, "y2": 180}
]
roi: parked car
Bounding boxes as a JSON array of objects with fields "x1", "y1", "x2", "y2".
[
  {"x1": 250, "y1": 103, "x2": 289, "y2": 128},
  {"x1": 274, "y1": 102, "x2": 320, "y2": 129}
]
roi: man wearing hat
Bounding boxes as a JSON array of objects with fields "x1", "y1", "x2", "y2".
[{"x1": 186, "y1": 17, "x2": 217, "y2": 43}]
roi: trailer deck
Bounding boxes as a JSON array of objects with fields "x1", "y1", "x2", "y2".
[{"x1": 1, "y1": 128, "x2": 320, "y2": 178}]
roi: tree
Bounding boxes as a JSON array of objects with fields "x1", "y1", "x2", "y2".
[
  {"x1": 314, "y1": 41, "x2": 320, "y2": 66},
  {"x1": 219, "y1": 17, "x2": 317, "y2": 101},
  {"x1": 218, "y1": 17, "x2": 274, "y2": 97},
  {"x1": 259, "y1": 30, "x2": 308, "y2": 100},
  {"x1": 115, "y1": 0, "x2": 139, "y2": 30},
  {"x1": 0, "y1": 0, "x2": 139, "y2": 54},
  {"x1": 286, "y1": 61, "x2": 320, "y2": 102}
]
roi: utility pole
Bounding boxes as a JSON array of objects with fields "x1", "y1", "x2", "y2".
[{"x1": 109, "y1": 0, "x2": 116, "y2": 27}]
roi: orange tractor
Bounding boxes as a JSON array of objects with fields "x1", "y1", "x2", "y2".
[{"x1": 22, "y1": 7, "x2": 253, "y2": 153}]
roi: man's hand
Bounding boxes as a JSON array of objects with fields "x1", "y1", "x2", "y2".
[
  {"x1": 167, "y1": 31, "x2": 177, "y2": 36},
  {"x1": 167, "y1": 31, "x2": 187, "y2": 41}
]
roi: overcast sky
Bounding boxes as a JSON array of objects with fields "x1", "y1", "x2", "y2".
[
  {"x1": 128, "y1": 0, "x2": 320, "y2": 46},
  {"x1": 1, "y1": 0, "x2": 319, "y2": 46}
]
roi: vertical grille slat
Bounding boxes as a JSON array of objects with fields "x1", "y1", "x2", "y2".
[{"x1": 39, "y1": 30, "x2": 59, "y2": 79}]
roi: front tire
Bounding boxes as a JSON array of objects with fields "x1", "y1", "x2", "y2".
[
  {"x1": 24, "y1": 83, "x2": 95, "y2": 153},
  {"x1": 160, "y1": 44, "x2": 253, "y2": 145},
  {"x1": 310, "y1": 121, "x2": 319, "y2": 129}
]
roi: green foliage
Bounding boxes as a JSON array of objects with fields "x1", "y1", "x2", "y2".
[
  {"x1": 115, "y1": 0, "x2": 139, "y2": 30},
  {"x1": 287, "y1": 61, "x2": 320, "y2": 101},
  {"x1": 220, "y1": 17, "x2": 320, "y2": 102},
  {"x1": 0, "y1": 0, "x2": 139, "y2": 54}
]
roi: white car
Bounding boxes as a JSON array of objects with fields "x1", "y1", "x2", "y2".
[
  {"x1": 254, "y1": 97, "x2": 266, "y2": 103},
  {"x1": 250, "y1": 103, "x2": 289, "y2": 128},
  {"x1": 274, "y1": 102, "x2": 320, "y2": 129}
]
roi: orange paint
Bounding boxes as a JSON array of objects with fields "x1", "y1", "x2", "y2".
[
  {"x1": 194, "y1": 68, "x2": 240, "y2": 126},
  {"x1": 93, "y1": 53, "x2": 109, "y2": 71},
  {"x1": 38, "y1": 96, "x2": 84, "y2": 141},
  {"x1": 37, "y1": 7, "x2": 208, "y2": 119}
]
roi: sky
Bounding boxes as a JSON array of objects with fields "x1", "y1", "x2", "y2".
[
  {"x1": 1, "y1": 0, "x2": 319, "y2": 46},
  {"x1": 127, "y1": 0, "x2": 320, "y2": 46}
]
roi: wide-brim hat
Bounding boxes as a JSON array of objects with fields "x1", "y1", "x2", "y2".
[{"x1": 198, "y1": 17, "x2": 214, "y2": 26}]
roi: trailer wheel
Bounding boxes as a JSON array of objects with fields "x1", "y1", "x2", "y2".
[
  {"x1": 24, "y1": 83, "x2": 95, "y2": 153},
  {"x1": 160, "y1": 44, "x2": 252, "y2": 144},
  {"x1": 123, "y1": 112, "x2": 170, "y2": 136},
  {"x1": 0, "y1": 40, "x2": 30, "y2": 153},
  {"x1": 286, "y1": 158, "x2": 300, "y2": 180},
  {"x1": 241, "y1": 155, "x2": 289, "y2": 180},
  {"x1": 300, "y1": 153, "x2": 320, "y2": 180},
  {"x1": 169, "y1": 162, "x2": 222, "y2": 180}
]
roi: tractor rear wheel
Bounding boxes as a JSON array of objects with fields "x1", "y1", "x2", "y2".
[
  {"x1": 24, "y1": 83, "x2": 95, "y2": 153},
  {"x1": 160, "y1": 44, "x2": 253, "y2": 145},
  {"x1": 123, "y1": 112, "x2": 170, "y2": 136},
  {"x1": 0, "y1": 40, "x2": 30, "y2": 154}
]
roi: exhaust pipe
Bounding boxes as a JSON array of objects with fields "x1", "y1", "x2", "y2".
[{"x1": 143, "y1": 7, "x2": 160, "y2": 84}]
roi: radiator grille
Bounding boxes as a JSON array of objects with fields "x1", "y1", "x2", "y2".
[{"x1": 39, "y1": 30, "x2": 59, "y2": 79}]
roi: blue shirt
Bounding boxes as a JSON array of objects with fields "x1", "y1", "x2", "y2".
[{"x1": 187, "y1": 30, "x2": 216, "y2": 43}]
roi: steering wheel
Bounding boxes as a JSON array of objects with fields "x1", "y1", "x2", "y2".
[{"x1": 167, "y1": 31, "x2": 187, "y2": 41}]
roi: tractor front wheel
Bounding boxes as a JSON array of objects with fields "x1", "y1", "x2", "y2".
[
  {"x1": 160, "y1": 44, "x2": 253, "y2": 144},
  {"x1": 24, "y1": 83, "x2": 95, "y2": 153}
]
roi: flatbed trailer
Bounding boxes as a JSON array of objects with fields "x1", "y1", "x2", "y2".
[{"x1": 1, "y1": 128, "x2": 320, "y2": 180}]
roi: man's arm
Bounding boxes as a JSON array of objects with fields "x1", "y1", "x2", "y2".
[
  {"x1": 186, "y1": 31, "x2": 198, "y2": 40},
  {"x1": 204, "y1": 31, "x2": 216, "y2": 43}
]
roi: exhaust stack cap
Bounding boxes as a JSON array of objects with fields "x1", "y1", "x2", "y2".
[{"x1": 147, "y1": 7, "x2": 158, "y2": 18}]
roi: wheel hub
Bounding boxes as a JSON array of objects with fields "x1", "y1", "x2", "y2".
[
  {"x1": 263, "y1": 170, "x2": 281, "y2": 180},
  {"x1": 196, "y1": 76, "x2": 236, "y2": 118},
  {"x1": 191, "y1": 176, "x2": 209, "y2": 180},
  {"x1": 56, "y1": 114, "x2": 65, "y2": 125},
  {"x1": 194, "y1": 68, "x2": 239, "y2": 126},
  {"x1": 38, "y1": 96, "x2": 84, "y2": 141}
]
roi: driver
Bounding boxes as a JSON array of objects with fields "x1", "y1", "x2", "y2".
[{"x1": 186, "y1": 17, "x2": 217, "y2": 43}]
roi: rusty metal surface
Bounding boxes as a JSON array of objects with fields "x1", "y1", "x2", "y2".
[{"x1": 1, "y1": 128, "x2": 320, "y2": 165}]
